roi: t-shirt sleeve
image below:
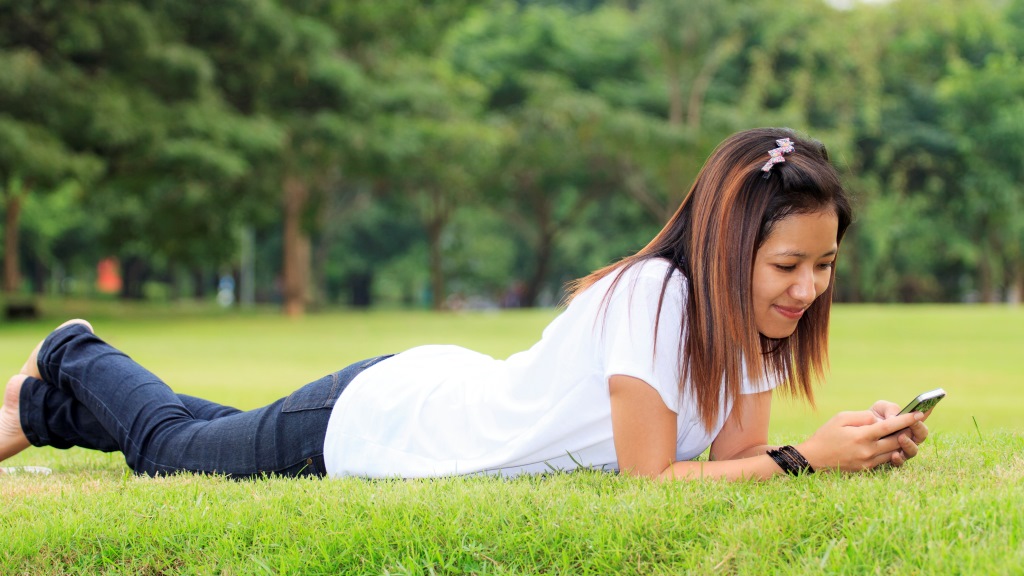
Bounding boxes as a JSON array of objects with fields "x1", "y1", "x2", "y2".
[
  {"x1": 601, "y1": 264, "x2": 686, "y2": 414},
  {"x1": 741, "y1": 368, "x2": 781, "y2": 394}
]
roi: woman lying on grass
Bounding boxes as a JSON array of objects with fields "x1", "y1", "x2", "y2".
[{"x1": 0, "y1": 128, "x2": 929, "y2": 480}]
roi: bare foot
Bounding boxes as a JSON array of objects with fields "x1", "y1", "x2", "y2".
[
  {"x1": 20, "y1": 318, "x2": 94, "y2": 379},
  {"x1": 0, "y1": 374, "x2": 31, "y2": 463},
  {"x1": 5, "y1": 319, "x2": 94, "y2": 464}
]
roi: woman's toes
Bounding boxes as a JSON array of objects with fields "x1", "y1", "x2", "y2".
[
  {"x1": 4, "y1": 374, "x2": 25, "y2": 409},
  {"x1": 20, "y1": 340, "x2": 44, "y2": 379},
  {"x1": 20, "y1": 319, "x2": 94, "y2": 379},
  {"x1": 56, "y1": 319, "x2": 94, "y2": 333},
  {"x1": 1, "y1": 374, "x2": 31, "y2": 462}
]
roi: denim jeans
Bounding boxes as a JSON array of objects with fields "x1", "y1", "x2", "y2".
[{"x1": 19, "y1": 322, "x2": 391, "y2": 478}]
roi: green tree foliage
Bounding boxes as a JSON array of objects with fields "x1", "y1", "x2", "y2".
[
  {"x1": 0, "y1": 0, "x2": 286, "y2": 301},
  {"x1": 1, "y1": 0, "x2": 1022, "y2": 309},
  {"x1": 844, "y1": 0, "x2": 1021, "y2": 302},
  {"x1": 0, "y1": 40, "x2": 104, "y2": 294},
  {"x1": 939, "y1": 54, "x2": 1024, "y2": 301},
  {"x1": 445, "y1": 3, "x2": 668, "y2": 305}
]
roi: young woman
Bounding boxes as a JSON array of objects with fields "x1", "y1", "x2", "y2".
[{"x1": 0, "y1": 128, "x2": 929, "y2": 480}]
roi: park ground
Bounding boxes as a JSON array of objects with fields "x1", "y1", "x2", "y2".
[{"x1": 1, "y1": 304, "x2": 1021, "y2": 574}]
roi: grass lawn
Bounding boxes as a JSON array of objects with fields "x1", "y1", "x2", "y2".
[{"x1": 1, "y1": 304, "x2": 1021, "y2": 574}]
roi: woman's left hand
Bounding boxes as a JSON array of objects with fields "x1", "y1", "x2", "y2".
[{"x1": 870, "y1": 400, "x2": 930, "y2": 467}]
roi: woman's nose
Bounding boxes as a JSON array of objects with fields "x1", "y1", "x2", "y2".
[{"x1": 789, "y1": 269, "x2": 815, "y2": 301}]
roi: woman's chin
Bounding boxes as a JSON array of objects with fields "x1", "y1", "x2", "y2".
[{"x1": 757, "y1": 324, "x2": 798, "y2": 340}]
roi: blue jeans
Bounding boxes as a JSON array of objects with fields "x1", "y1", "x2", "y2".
[{"x1": 19, "y1": 323, "x2": 391, "y2": 478}]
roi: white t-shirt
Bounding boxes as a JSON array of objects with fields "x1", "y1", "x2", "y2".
[{"x1": 323, "y1": 258, "x2": 776, "y2": 478}]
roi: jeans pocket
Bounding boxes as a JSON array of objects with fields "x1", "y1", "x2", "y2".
[
  {"x1": 281, "y1": 373, "x2": 341, "y2": 413},
  {"x1": 280, "y1": 355, "x2": 394, "y2": 414}
]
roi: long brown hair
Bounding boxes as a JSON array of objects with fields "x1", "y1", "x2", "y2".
[{"x1": 568, "y1": 128, "x2": 852, "y2": 431}]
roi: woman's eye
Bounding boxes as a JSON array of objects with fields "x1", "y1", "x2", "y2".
[
  {"x1": 775, "y1": 264, "x2": 796, "y2": 272},
  {"x1": 817, "y1": 262, "x2": 835, "y2": 270}
]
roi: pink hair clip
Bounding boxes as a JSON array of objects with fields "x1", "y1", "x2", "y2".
[{"x1": 761, "y1": 138, "x2": 795, "y2": 178}]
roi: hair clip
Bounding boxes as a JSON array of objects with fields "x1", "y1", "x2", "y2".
[{"x1": 761, "y1": 138, "x2": 795, "y2": 178}]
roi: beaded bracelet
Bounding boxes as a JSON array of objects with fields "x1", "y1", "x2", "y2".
[{"x1": 767, "y1": 445, "x2": 815, "y2": 476}]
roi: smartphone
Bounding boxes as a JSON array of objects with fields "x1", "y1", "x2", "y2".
[
  {"x1": 897, "y1": 388, "x2": 946, "y2": 415},
  {"x1": 882, "y1": 388, "x2": 945, "y2": 440}
]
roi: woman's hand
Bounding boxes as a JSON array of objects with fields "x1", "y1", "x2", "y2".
[
  {"x1": 869, "y1": 400, "x2": 931, "y2": 467},
  {"x1": 796, "y1": 410, "x2": 925, "y2": 472}
]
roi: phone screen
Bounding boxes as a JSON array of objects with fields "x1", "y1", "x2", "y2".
[{"x1": 897, "y1": 388, "x2": 946, "y2": 415}]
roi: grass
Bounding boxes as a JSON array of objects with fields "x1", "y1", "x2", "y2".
[{"x1": 1, "y1": 304, "x2": 1022, "y2": 574}]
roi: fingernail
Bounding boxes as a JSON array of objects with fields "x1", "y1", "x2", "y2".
[{"x1": 915, "y1": 412, "x2": 925, "y2": 421}]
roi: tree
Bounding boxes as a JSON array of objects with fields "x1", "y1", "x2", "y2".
[
  {"x1": 939, "y1": 53, "x2": 1024, "y2": 302},
  {"x1": 373, "y1": 58, "x2": 499, "y2": 310},
  {"x1": 278, "y1": 0, "x2": 499, "y2": 310},
  {"x1": 158, "y1": 0, "x2": 371, "y2": 313},
  {"x1": 0, "y1": 112, "x2": 101, "y2": 294},
  {"x1": 0, "y1": 40, "x2": 105, "y2": 295},
  {"x1": 444, "y1": 2, "x2": 665, "y2": 304},
  {"x1": 842, "y1": 0, "x2": 1018, "y2": 301},
  {"x1": 488, "y1": 76, "x2": 624, "y2": 306},
  {"x1": 1, "y1": 1, "x2": 286, "y2": 301},
  {"x1": 637, "y1": 0, "x2": 747, "y2": 221}
]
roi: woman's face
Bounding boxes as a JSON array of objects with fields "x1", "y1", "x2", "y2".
[{"x1": 752, "y1": 210, "x2": 839, "y2": 338}]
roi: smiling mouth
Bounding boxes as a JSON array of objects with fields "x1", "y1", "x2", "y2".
[{"x1": 773, "y1": 305, "x2": 806, "y2": 320}]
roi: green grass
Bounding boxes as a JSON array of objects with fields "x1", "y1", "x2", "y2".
[{"x1": 1, "y1": 304, "x2": 1022, "y2": 574}]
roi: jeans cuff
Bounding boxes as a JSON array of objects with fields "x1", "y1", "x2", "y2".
[
  {"x1": 37, "y1": 322, "x2": 97, "y2": 388},
  {"x1": 18, "y1": 376, "x2": 48, "y2": 447}
]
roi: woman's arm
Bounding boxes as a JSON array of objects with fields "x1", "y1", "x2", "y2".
[
  {"x1": 609, "y1": 375, "x2": 927, "y2": 481},
  {"x1": 609, "y1": 375, "x2": 782, "y2": 480},
  {"x1": 708, "y1": 389, "x2": 773, "y2": 461}
]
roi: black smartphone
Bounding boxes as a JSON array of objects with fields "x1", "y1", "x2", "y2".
[{"x1": 897, "y1": 388, "x2": 946, "y2": 415}]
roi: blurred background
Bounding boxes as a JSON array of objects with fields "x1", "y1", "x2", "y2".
[{"x1": 2, "y1": 0, "x2": 1022, "y2": 318}]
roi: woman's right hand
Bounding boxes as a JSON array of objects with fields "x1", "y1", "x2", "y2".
[{"x1": 796, "y1": 410, "x2": 924, "y2": 472}]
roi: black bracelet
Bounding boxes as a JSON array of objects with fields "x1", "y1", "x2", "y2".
[
  {"x1": 780, "y1": 445, "x2": 813, "y2": 475},
  {"x1": 768, "y1": 446, "x2": 800, "y2": 475},
  {"x1": 767, "y1": 445, "x2": 815, "y2": 476}
]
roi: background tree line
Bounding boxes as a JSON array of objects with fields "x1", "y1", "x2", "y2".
[{"x1": 1, "y1": 0, "x2": 1021, "y2": 314}]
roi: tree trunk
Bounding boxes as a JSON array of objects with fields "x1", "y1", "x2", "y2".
[
  {"x1": 427, "y1": 213, "x2": 445, "y2": 310},
  {"x1": 1007, "y1": 259, "x2": 1022, "y2": 305},
  {"x1": 192, "y1": 268, "x2": 208, "y2": 299},
  {"x1": 31, "y1": 255, "x2": 47, "y2": 295},
  {"x1": 119, "y1": 256, "x2": 148, "y2": 300},
  {"x1": 523, "y1": 227, "x2": 556, "y2": 308},
  {"x1": 168, "y1": 263, "x2": 182, "y2": 301},
  {"x1": 977, "y1": 253, "x2": 996, "y2": 303},
  {"x1": 422, "y1": 186, "x2": 451, "y2": 311},
  {"x1": 3, "y1": 191, "x2": 22, "y2": 294},
  {"x1": 311, "y1": 229, "x2": 328, "y2": 308},
  {"x1": 840, "y1": 235, "x2": 862, "y2": 303},
  {"x1": 283, "y1": 175, "x2": 311, "y2": 316},
  {"x1": 661, "y1": 42, "x2": 684, "y2": 127},
  {"x1": 238, "y1": 225, "x2": 255, "y2": 307},
  {"x1": 311, "y1": 181, "x2": 346, "y2": 308},
  {"x1": 622, "y1": 160, "x2": 675, "y2": 224},
  {"x1": 661, "y1": 42, "x2": 686, "y2": 219},
  {"x1": 686, "y1": 34, "x2": 740, "y2": 132},
  {"x1": 522, "y1": 188, "x2": 560, "y2": 308},
  {"x1": 350, "y1": 272, "x2": 373, "y2": 308}
]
